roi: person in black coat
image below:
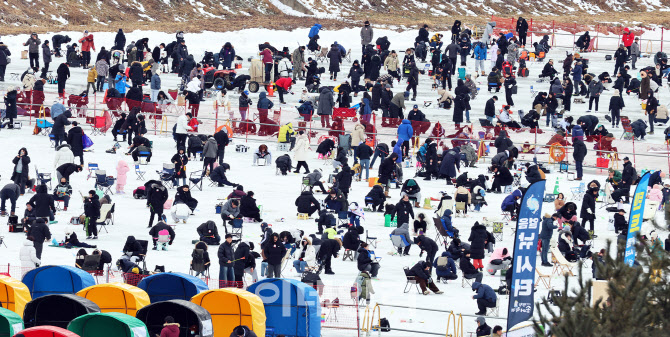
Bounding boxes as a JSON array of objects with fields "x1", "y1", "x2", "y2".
[
  {"x1": 240, "y1": 192, "x2": 262, "y2": 222},
  {"x1": 489, "y1": 165, "x2": 513, "y2": 193},
  {"x1": 516, "y1": 17, "x2": 529, "y2": 46},
  {"x1": 408, "y1": 260, "x2": 442, "y2": 294},
  {"x1": 334, "y1": 165, "x2": 354, "y2": 198},
  {"x1": 218, "y1": 234, "x2": 236, "y2": 284},
  {"x1": 67, "y1": 122, "x2": 85, "y2": 165},
  {"x1": 365, "y1": 185, "x2": 387, "y2": 212},
  {"x1": 197, "y1": 220, "x2": 220, "y2": 245},
  {"x1": 233, "y1": 241, "x2": 256, "y2": 284},
  {"x1": 28, "y1": 184, "x2": 55, "y2": 221},
  {"x1": 262, "y1": 233, "x2": 286, "y2": 278},
  {"x1": 613, "y1": 209, "x2": 627, "y2": 233},
  {"x1": 569, "y1": 221, "x2": 591, "y2": 247},
  {"x1": 580, "y1": 189, "x2": 597, "y2": 231},
  {"x1": 128, "y1": 61, "x2": 144, "y2": 87},
  {"x1": 52, "y1": 110, "x2": 72, "y2": 147},
  {"x1": 135, "y1": 38, "x2": 150, "y2": 62},
  {"x1": 357, "y1": 243, "x2": 379, "y2": 277},
  {"x1": 214, "y1": 128, "x2": 230, "y2": 165},
  {"x1": 573, "y1": 138, "x2": 587, "y2": 180},
  {"x1": 378, "y1": 153, "x2": 398, "y2": 185},
  {"x1": 147, "y1": 182, "x2": 168, "y2": 228},
  {"x1": 295, "y1": 191, "x2": 320, "y2": 216},
  {"x1": 558, "y1": 202, "x2": 577, "y2": 222},
  {"x1": 149, "y1": 221, "x2": 176, "y2": 249},
  {"x1": 391, "y1": 195, "x2": 415, "y2": 226},
  {"x1": 11, "y1": 148, "x2": 31, "y2": 195},
  {"x1": 111, "y1": 113, "x2": 127, "y2": 142},
  {"x1": 317, "y1": 237, "x2": 342, "y2": 274},
  {"x1": 459, "y1": 250, "x2": 483, "y2": 283},
  {"x1": 4, "y1": 88, "x2": 17, "y2": 127},
  {"x1": 342, "y1": 225, "x2": 361, "y2": 251},
  {"x1": 484, "y1": 96, "x2": 497, "y2": 123},
  {"x1": 113, "y1": 29, "x2": 126, "y2": 51},
  {"x1": 524, "y1": 163, "x2": 543, "y2": 184},
  {"x1": 51, "y1": 34, "x2": 70, "y2": 57},
  {"x1": 468, "y1": 222, "x2": 488, "y2": 270},
  {"x1": 92, "y1": 249, "x2": 112, "y2": 270},
  {"x1": 122, "y1": 235, "x2": 143, "y2": 258},
  {"x1": 494, "y1": 131, "x2": 513, "y2": 154},
  {"x1": 83, "y1": 190, "x2": 100, "y2": 238},
  {"x1": 56, "y1": 62, "x2": 70, "y2": 97},
  {"x1": 174, "y1": 185, "x2": 198, "y2": 211},
  {"x1": 414, "y1": 234, "x2": 438, "y2": 263},
  {"x1": 171, "y1": 147, "x2": 189, "y2": 187},
  {"x1": 27, "y1": 218, "x2": 51, "y2": 259}
]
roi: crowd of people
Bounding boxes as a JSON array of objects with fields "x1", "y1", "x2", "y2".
[{"x1": 2, "y1": 19, "x2": 670, "y2": 335}]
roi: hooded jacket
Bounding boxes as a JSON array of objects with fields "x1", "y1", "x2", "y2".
[
  {"x1": 472, "y1": 282, "x2": 497, "y2": 301},
  {"x1": 468, "y1": 222, "x2": 488, "y2": 260},
  {"x1": 397, "y1": 119, "x2": 414, "y2": 141},
  {"x1": 28, "y1": 185, "x2": 55, "y2": 217},
  {"x1": 391, "y1": 222, "x2": 412, "y2": 244},
  {"x1": 317, "y1": 88, "x2": 334, "y2": 115},
  {"x1": 54, "y1": 144, "x2": 75, "y2": 168}
]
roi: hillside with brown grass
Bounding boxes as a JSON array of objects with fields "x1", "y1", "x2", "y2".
[{"x1": 0, "y1": 0, "x2": 668, "y2": 34}]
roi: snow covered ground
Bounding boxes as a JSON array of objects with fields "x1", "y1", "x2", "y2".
[{"x1": 0, "y1": 28, "x2": 668, "y2": 336}]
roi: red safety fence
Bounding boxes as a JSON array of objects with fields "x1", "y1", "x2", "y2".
[{"x1": 491, "y1": 15, "x2": 665, "y2": 52}]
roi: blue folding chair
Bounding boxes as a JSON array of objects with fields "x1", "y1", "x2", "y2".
[
  {"x1": 189, "y1": 170, "x2": 205, "y2": 191},
  {"x1": 95, "y1": 170, "x2": 116, "y2": 195},
  {"x1": 35, "y1": 166, "x2": 52, "y2": 189},
  {"x1": 135, "y1": 165, "x2": 146, "y2": 180},
  {"x1": 36, "y1": 119, "x2": 53, "y2": 136},
  {"x1": 158, "y1": 163, "x2": 175, "y2": 189}
]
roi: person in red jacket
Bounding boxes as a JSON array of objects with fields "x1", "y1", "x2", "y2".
[
  {"x1": 260, "y1": 48, "x2": 273, "y2": 83},
  {"x1": 160, "y1": 316, "x2": 180, "y2": 337},
  {"x1": 275, "y1": 77, "x2": 295, "y2": 104},
  {"x1": 621, "y1": 28, "x2": 634, "y2": 56},
  {"x1": 78, "y1": 31, "x2": 96, "y2": 69}
]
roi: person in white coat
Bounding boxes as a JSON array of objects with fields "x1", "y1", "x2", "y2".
[
  {"x1": 292, "y1": 237, "x2": 316, "y2": 274},
  {"x1": 54, "y1": 144, "x2": 75, "y2": 169},
  {"x1": 175, "y1": 112, "x2": 193, "y2": 149},
  {"x1": 293, "y1": 131, "x2": 310, "y2": 174},
  {"x1": 20, "y1": 238, "x2": 41, "y2": 277},
  {"x1": 216, "y1": 89, "x2": 233, "y2": 124}
]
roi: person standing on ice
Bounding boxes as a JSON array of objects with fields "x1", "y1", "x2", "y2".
[{"x1": 360, "y1": 21, "x2": 373, "y2": 55}]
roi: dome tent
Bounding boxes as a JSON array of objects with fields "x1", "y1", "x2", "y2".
[
  {"x1": 76, "y1": 283, "x2": 150, "y2": 316},
  {"x1": 16, "y1": 326, "x2": 80, "y2": 337},
  {"x1": 190, "y1": 288, "x2": 266, "y2": 337},
  {"x1": 136, "y1": 272, "x2": 208, "y2": 303},
  {"x1": 135, "y1": 299, "x2": 213, "y2": 337},
  {"x1": 0, "y1": 307, "x2": 23, "y2": 336},
  {"x1": 67, "y1": 312, "x2": 148, "y2": 337},
  {"x1": 23, "y1": 294, "x2": 100, "y2": 329},
  {"x1": 21, "y1": 266, "x2": 95, "y2": 299},
  {"x1": 247, "y1": 279, "x2": 320, "y2": 337},
  {"x1": 0, "y1": 274, "x2": 31, "y2": 317}
]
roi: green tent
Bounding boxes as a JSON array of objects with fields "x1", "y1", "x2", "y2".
[
  {"x1": 67, "y1": 312, "x2": 148, "y2": 337},
  {"x1": 0, "y1": 307, "x2": 24, "y2": 337}
]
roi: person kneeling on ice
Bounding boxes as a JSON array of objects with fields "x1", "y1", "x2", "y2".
[
  {"x1": 149, "y1": 221, "x2": 175, "y2": 250},
  {"x1": 485, "y1": 247, "x2": 511, "y2": 275},
  {"x1": 196, "y1": 220, "x2": 220, "y2": 245},
  {"x1": 408, "y1": 260, "x2": 443, "y2": 295},
  {"x1": 472, "y1": 281, "x2": 497, "y2": 315},
  {"x1": 433, "y1": 251, "x2": 458, "y2": 282},
  {"x1": 210, "y1": 163, "x2": 237, "y2": 187}
]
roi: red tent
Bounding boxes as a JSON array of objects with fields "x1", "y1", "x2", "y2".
[{"x1": 17, "y1": 326, "x2": 80, "y2": 337}]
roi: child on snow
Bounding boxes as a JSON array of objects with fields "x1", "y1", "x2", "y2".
[
  {"x1": 116, "y1": 160, "x2": 130, "y2": 194},
  {"x1": 347, "y1": 202, "x2": 364, "y2": 227}
]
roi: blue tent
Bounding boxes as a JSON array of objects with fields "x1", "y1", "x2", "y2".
[
  {"x1": 22, "y1": 265, "x2": 96, "y2": 299},
  {"x1": 136, "y1": 272, "x2": 208, "y2": 303},
  {"x1": 247, "y1": 279, "x2": 320, "y2": 337}
]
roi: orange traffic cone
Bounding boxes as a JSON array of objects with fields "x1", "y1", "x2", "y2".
[{"x1": 267, "y1": 85, "x2": 275, "y2": 97}]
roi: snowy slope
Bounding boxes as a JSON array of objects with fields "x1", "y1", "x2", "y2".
[{"x1": 0, "y1": 28, "x2": 667, "y2": 336}]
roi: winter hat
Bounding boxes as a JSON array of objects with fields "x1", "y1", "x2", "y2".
[
  {"x1": 365, "y1": 21, "x2": 370, "y2": 25},
  {"x1": 475, "y1": 316, "x2": 486, "y2": 325},
  {"x1": 234, "y1": 326, "x2": 246, "y2": 336},
  {"x1": 236, "y1": 185, "x2": 244, "y2": 191},
  {"x1": 243, "y1": 90, "x2": 249, "y2": 95},
  {"x1": 413, "y1": 105, "x2": 418, "y2": 109},
  {"x1": 165, "y1": 316, "x2": 175, "y2": 323},
  {"x1": 385, "y1": 84, "x2": 391, "y2": 89}
]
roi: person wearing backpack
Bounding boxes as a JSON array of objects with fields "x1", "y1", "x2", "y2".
[
  {"x1": 149, "y1": 221, "x2": 176, "y2": 251},
  {"x1": 190, "y1": 241, "x2": 210, "y2": 277}
]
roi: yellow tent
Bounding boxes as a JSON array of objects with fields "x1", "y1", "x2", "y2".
[
  {"x1": 191, "y1": 288, "x2": 266, "y2": 337},
  {"x1": 77, "y1": 283, "x2": 150, "y2": 316},
  {"x1": 0, "y1": 274, "x2": 31, "y2": 317}
]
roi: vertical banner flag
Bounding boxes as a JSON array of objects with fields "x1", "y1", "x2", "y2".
[
  {"x1": 624, "y1": 171, "x2": 651, "y2": 266},
  {"x1": 507, "y1": 180, "x2": 546, "y2": 330}
]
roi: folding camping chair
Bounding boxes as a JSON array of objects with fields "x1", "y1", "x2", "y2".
[
  {"x1": 390, "y1": 235, "x2": 410, "y2": 256},
  {"x1": 36, "y1": 119, "x2": 53, "y2": 135},
  {"x1": 158, "y1": 163, "x2": 175, "y2": 189},
  {"x1": 366, "y1": 230, "x2": 378, "y2": 249},
  {"x1": 570, "y1": 182, "x2": 586, "y2": 201},
  {"x1": 486, "y1": 300, "x2": 500, "y2": 317},
  {"x1": 551, "y1": 246, "x2": 576, "y2": 276},
  {"x1": 49, "y1": 134, "x2": 56, "y2": 148},
  {"x1": 87, "y1": 163, "x2": 99, "y2": 180},
  {"x1": 301, "y1": 176, "x2": 311, "y2": 192},
  {"x1": 535, "y1": 268, "x2": 551, "y2": 289},
  {"x1": 35, "y1": 166, "x2": 52, "y2": 189},
  {"x1": 95, "y1": 170, "x2": 116, "y2": 195},
  {"x1": 432, "y1": 217, "x2": 452, "y2": 247},
  {"x1": 230, "y1": 218, "x2": 243, "y2": 242},
  {"x1": 462, "y1": 273, "x2": 475, "y2": 288},
  {"x1": 492, "y1": 221, "x2": 504, "y2": 241},
  {"x1": 135, "y1": 165, "x2": 146, "y2": 180},
  {"x1": 136, "y1": 240, "x2": 149, "y2": 270},
  {"x1": 96, "y1": 203, "x2": 115, "y2": 233},
  {"x1": 90, "y1": 116, "x2": 107, "y2": 136},
  {"x1": 344, "y1": 49, "x2": 352, "y2": 62},
  {"x1": 189, "y1": 170, "x2": 205, "y2": 191},
  {"x1": 643, "y1": 200, "x2": 660, "y2": 226},
  {"x1": 530, "y1": 85, "x2": 538, "y2": 98},
  {"x1": 403, "y1": 267, "x2": 421, "y2": 293}
]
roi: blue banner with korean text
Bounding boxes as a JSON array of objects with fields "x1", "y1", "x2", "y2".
[
  {"x1": 624, "y1": 171, "x2": 650, "y2": 266},
  {"x1": 507, "y1": 180, "x2": 546, "y2": 330}
]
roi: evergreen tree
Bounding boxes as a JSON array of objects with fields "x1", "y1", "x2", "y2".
[{"x1": 534, "y1": 238, "x2": 670, "y2": 337}]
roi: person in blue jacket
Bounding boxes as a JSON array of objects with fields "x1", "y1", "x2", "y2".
[
  {"x1": 434, "y1": 251, "x2": 458, "y2": 281},
  {"x1": 440, "y1": 209, "x2": 459, "y2": 237},
  {"x1": 472, "y1": 282, "x2": 497, "y2": 315},
  {"x1": 397, "y1": 119, "x2": 413, "y2": 158},
  {"x1": 474, "y1": 42, "x2": 487, "y2": 75},
  {"x1": 115, "y1": 71, "x2": 130, "y2": 95},
  {"x1": 361, "y1": 94, "x2": 372, "y2": 124},
  {"x1": 392, "y1": 140, "x2": 403, "y2": 164},
  {"x1": 501, "y1": 189, "x2": 522, "y2": 220},
  {"x1": 308, "y1": 24, "x2": 322, "y2": 38}
]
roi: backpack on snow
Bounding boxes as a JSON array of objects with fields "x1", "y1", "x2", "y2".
[{"x1": 380, "y1": 318, "x2": 391, "y2": 332}]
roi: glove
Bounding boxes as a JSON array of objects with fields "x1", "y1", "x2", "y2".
[{"x1": 587, "y1": 208, "x2": 593, "y2": 214}]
